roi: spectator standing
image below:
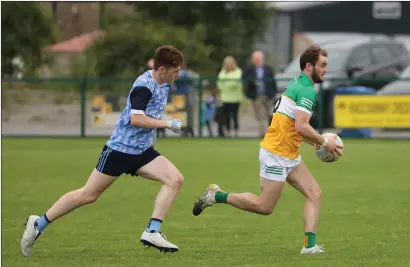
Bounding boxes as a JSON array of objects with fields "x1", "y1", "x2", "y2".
[
  {"x1": 217, "y1": 56, "x2": 244, "y2": 138},
  {"x1": 242, "y1": 51, "x2": 277, "y2": 137}
]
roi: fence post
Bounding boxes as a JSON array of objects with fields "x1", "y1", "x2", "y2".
[
  {"x1": 197, "y1": 78, "x2": 204, "y2": 137},
  {"x1": 80, "y1": 78, "x2": 87, "y2": 138},
  {"x1": 318, "y1": 83, "x2": 324, "y2": 134}
]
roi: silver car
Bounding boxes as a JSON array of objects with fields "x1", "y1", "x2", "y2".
[{"x1": 377, "y1": 65, "x2": 410, "y2": 95}]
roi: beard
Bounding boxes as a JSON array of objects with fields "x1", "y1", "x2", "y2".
[{"x1": 312, "y1": 68, "x2": 324, "y2": 84}]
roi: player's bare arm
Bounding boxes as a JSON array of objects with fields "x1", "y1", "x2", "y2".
[
  {"x1": 129, "y1": 86, "x2": 181, "y2": 132},
  {"x1": 295, "y1": 110, "x2": 325, "y2": 145},
  {"x1": 295, "y1": 110, "x2": 343, "y2": 157},
  {"x1": 130, "y1": 114, "x2": 169, "y2": 129},
  {"x1": 302, "y1": 138, "x2": 315, "y2": 146}
]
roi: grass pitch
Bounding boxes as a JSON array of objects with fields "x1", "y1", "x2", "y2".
[{"x1": 2, "y1": 138, "x2": 410, "y2": 267}]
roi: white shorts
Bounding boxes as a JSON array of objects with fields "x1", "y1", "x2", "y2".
[{"x1": 259, "y1": 147, "x2": 301, "y2": 182}]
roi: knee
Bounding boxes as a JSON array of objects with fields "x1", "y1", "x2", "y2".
[
  {"x1": 167, "y1": 172, "x2": 184, "y2": 189},
  {"x1": 78, "y1": 188, "x2": 100, "y2": 205},
  {"x1": 254, "y1": 201, "x2": 274, "y2": 215},
  {"x1": 258, "y1": 205, "x2": 274, "y2": 216},
  {"x1": 306, "y1": 187, "x2": 323, "y2": 202}
]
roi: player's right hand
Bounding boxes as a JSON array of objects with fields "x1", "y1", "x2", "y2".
[
  {"x1": 325, "y1": 135, "x2": 344, "y2": 157},
  {"x1": 167, "y1": 119, "x2": 182, "y2": 133}
]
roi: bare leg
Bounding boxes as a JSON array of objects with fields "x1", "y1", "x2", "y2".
[
  {"x1": 193, "y1": 147, "x2": 287, "y2": 217},
  {"x1": 20, "y1": 165, "x2": 117, "y2": 256},
  {"x1": 137, "y1": 156, "x2": 184, "y2": 252},
  {"x1": 46, "y1": 169, "x2": 117, "y2": 221},
  {"x1": 225, "y1": 178, "x2": 285, "y2": 215},
  {"x1": 137, "y1": 156, "x2": 184, "y2": 220},
  {"x1": 193, "y1": 177, "x2": 285, "y2": 216},
  {"x1": 287, "y1": 161, "x2": 322, "y2": 233}
]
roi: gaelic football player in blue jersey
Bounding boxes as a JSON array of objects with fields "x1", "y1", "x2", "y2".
[{"x1": 21, "y1": 45, "x2": 185, "y2": 256}]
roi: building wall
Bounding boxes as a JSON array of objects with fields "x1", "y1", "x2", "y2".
[
  {"x1": 292, "y1": 2, "x2": 410, "y2": 34},
  {"x1": 43, "y1": 2, "x2": 132, "y2": 41},
  {"x1": 265, "y1": 2, "x2": 410, "y2": 68},
  {"x1": 53, "y1": 2, "x2": 100, "y2": 40}
]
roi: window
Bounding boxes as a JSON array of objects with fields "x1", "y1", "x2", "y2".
[
  {"x1": 400, "y1": 65, "x2": 410, "y2": 78},
  {"x1": 370, "y1": 45, "x2": 396, "y2": 64},
  {"x1": 389, "y1": 44, "x2": 407, "y2": 58},
  {"x1": 348, "y1": 47, "x2": 373, "y2": 69}
]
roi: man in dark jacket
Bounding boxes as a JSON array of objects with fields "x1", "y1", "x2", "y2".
[{"x1": 242, "y1": 51, "x2": 277, "y2": 137}]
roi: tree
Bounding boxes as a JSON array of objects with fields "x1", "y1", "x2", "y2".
[
  {"x1": 135, "y1": 2, "x2": 270, "y2": 72},
  {"x1": 1, "y1": 2, "x2": 57, "y2": 78},
  {"x1": 85, "y1": 13, "x2": 215, "y2": 78}
]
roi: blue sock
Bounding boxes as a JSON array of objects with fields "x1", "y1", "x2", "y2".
[
  {"x1": 146, "y1": 218, "x2": 162, "y2": 233},
  {"x1": 34, "y1": 214, "x2": 51, "y2": 232}
]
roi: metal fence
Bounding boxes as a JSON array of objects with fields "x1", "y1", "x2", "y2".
[{"x1": 2, "y1": 76, "x2": 410, "y2": 139}]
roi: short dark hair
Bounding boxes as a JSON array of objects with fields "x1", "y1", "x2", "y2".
[
  {"x1": 154, "y1": 45, "x2": 184, "y2": 70},
  {"x1": 299, "y1": 46, "x2": 328, "y2": 71}
]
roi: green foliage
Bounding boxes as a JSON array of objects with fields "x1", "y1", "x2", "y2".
[
  {"x1": 86, "y1": 13, "x2": 215, "y2": 78},
  {"x1": 1, "y1": 2, "x2": 57, "y2": 77},
  {"x1": 135, "y1": 2, "x2": 270, "y2": 72},
  {"x1": 70, "y1": 52, "x2": 99, "y2": 78}
]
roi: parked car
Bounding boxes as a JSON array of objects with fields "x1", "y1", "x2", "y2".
[
  {"x1": 377, "y1": 64, "x2": 410, "y2": 95},
  {"x1": 377, "y1": 65, "x2": 410, "y2": 132},
  {"x1": 275, "y1": 37, "x2": 410, "y2": 128}
]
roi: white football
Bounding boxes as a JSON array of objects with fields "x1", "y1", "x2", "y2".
[{"x1": 314, "y1": 133, "x2": 344, "y2": 163}]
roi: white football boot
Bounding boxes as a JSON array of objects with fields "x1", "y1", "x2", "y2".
[
  {"x1": 140, "y1": 231, "x2": 179, "y2": 253},
  {"x1": 301, "y1": 244, "x2": 325, "y2": 254},
  {"x1": 20, "y1": 215, "x2": 41, "y2": 257},
  {"x1": 192, "y1": 184, "x2": 222, "y2": 216}
]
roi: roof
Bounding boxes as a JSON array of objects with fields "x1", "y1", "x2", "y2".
[
  {"x1": 266, "y1": 1, "x2": 338, "y2": 12},
  {"x1": 46, "y1": 30, "x2": 105, "y2": 53},
  {"x1": 296, "y1": 32, "x2": 394, "y2": 49}
]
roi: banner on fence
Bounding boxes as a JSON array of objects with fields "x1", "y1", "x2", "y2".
[
  {"x1": 334, "y1": 95, "x2": 410, "y2": 128},
  {"x1": 91, "y1": 95, "x2": 122, "y2": 126},
  {"x1": 91, "y1": 94, "x2": 188, "y2": 127},
  {"x1": 164, "y1": 95, "x2": 188, "y2": 127}
]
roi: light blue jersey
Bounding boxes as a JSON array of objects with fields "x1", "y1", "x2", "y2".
[{"x1": 106, "y1": 71, "x2": 171, "y2": 154}]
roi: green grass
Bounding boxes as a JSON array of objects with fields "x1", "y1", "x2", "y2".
[{"x1": 2, "y1": 138, "x2": 410, "y2": 267}]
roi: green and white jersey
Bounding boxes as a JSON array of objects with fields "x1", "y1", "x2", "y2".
[
  {"x1": 282, "y1": 73, "x2": 317, "y2": 116},
  {"x1": 260, "y1": 72, "x2": 317, "y2": 159}
]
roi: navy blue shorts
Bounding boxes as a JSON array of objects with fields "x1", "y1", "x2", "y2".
[{"x1": 96, "y1": 145, "x2": 160, "y2": 177}]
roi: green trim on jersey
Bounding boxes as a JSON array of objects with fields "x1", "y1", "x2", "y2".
[{"x1": 283, "y1": 72, "x2": 317, "y2": 112}]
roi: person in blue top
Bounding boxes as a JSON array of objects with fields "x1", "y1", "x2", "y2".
[
  {"x1": 202, "y1": 89, "x2": 217, "y2": 137},
  {"x1": 21, "y1": 45, "x2": 185, "y2": 256}
]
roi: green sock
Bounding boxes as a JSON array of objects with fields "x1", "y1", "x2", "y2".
[
  {"x1": 215, "y1": 191, "x2": 229, "y2": 203},
  {"x1": 304, "y1": 232, "x2": 316, "y2": 248}
]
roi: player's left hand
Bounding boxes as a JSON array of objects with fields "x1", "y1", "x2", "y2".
[
  {"x1": 325, "y1": 135, "x2": 344, "y2": 158},
  {"x1": 334, "y1": 147, "x2": 344, "y2": 157},
  {"x1": 167, "y1": 119, "x2": 182, "y2": 133}
]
